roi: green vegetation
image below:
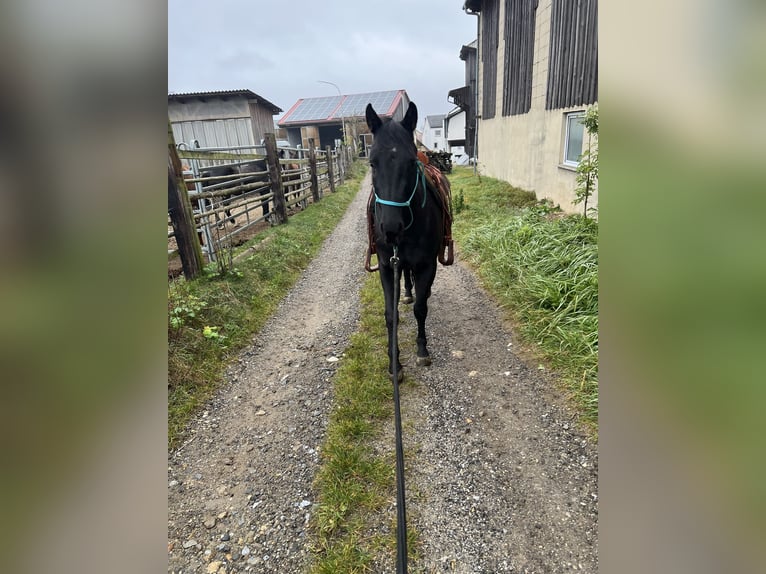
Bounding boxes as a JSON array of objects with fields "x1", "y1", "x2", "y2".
[
  {"x1": 168, "y1": 161, "x2": 367, "y2": 449},
  {"x1": 574, "y1": 103, "x2": 599, "y2": 217},
  {"x1": 448, "y1": 168, "x2": 598, "y2": 429},
  {"x1": 310, "y1": 275, "x2": 419, "y2": 573}
]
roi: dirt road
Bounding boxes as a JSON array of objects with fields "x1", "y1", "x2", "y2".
[{"x1": 168, "y1": 173, "x2": 597, "y2": 573}]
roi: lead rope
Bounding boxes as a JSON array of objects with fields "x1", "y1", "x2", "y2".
[{"x1": 390, "y1": 246, "x2": 408, "y2": 573}]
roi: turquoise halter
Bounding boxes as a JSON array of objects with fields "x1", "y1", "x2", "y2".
[{"x1": 373, "y1": 160, "x2": 427, "y2": 231}]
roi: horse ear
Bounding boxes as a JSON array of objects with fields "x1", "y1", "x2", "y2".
[
  {"x1": 401, "y1": 101, "x2": 418, "y2": 133},
  {"x1": 366, "y1": 104, "x2": 382, "y2": 134}
]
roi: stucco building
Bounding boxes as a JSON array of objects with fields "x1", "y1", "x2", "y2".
[{"x1": 460, "y1": 0, "x2": 598, "y2": 212}]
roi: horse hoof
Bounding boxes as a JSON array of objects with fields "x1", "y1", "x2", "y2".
[
  {"x1": 402, "y1": 296, "x2": 414, "y2": 305},
  {"x1": 416, "y1": 356, "x2": 432, "y2": 367},
  {"x1": 389, "y1": 369, "x2": 404, "y2": 382}
]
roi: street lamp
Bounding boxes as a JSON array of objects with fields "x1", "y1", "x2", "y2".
[{"x1": 317, "y1": 80, "x2": 347, "y2": 147}]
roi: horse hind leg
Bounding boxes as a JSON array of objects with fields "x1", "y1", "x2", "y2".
[
  {"x1": 402, "y1": 267, "x2": 414, "y2": 305},
  {"x1": 413, "y1": 264, "x2": 437, "y2": 366}
]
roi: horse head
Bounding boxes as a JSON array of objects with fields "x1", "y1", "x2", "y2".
[{"x1": 366, "y1": 101, "x2": 419, "y2": 246}]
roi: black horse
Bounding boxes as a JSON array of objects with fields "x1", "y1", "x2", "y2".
[
  {"x1": 200, "y1": 160, "x2": 271, "y2": 226},
  {"x1": 366, "y1": 101, "x2": 446, "y2": 379}
]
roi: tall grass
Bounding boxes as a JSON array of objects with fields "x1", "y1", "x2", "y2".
[
  {"x1": 168, "y1": 162, "x2": 368, "y2": 449},
  {"x1": 449, "y1": 168, "x2": 598, "y2": 429}
]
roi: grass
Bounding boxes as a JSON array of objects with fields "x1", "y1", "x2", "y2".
[
  {"x1": 310, "y1": 273, "x2": 420, "y2": 573},
  {"x1": 167, "y1": 161, "x2": 368, "y2": 450},
  {"x1": 448, "y1": 167, "x2": 599, "y2": 430}
]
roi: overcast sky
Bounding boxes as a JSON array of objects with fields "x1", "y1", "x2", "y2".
[{"x1": 168, "y1": 0, "x2": 476, "y2": 130}]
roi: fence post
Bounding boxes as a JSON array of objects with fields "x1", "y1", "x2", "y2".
[
  {"x1": 264, "y1": 133, "x2": 288, "y2": 225},
  {"x1": 168, "y1": 121, "x2": 204, "y2": 280},
  {"x1": 308, "y1": 138, "x2": 320, "y2": 202},
  {"x1": 325, "y1": 145, "x2": 336, "y2": 193},
  {"x1": 344, "y1": 143, "x2": 349, "y2": 176}
]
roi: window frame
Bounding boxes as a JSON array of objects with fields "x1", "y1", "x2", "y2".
[{"x1": 562, "y1": 111, "x2": 586, "y2": 168}]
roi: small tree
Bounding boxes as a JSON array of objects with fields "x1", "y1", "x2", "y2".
[{"x1": 574, "y1": 104, "x2": 598, "y2": 217}]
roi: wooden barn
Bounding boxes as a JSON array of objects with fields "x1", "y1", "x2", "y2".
[
  {"x1": 168, "y1": 89, "x2": 283, "y2": 148},
  {"x1": 278, "y1": 89, "x2": 411, "y2": 155},
  {"x1": 458, "y1": 0, "x2": 598, "y2": 212}
]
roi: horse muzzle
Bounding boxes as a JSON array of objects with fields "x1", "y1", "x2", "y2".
[{"x1": 379, "y1": 220, "x2": 404, "y2": 246}]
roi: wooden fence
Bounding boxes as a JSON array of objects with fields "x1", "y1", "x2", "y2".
[{"x1": 168, "y1": 132, "x2": 354, "y2": 279}]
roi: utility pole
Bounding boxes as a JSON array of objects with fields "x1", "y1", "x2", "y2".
[{"x1": 317, "y1": 80, "x2": 347, "y2": 147}]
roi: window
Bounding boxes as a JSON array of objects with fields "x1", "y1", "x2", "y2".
[
  {"x1": 434, "y1": 129, "x2": 441, "y2": 137},
  {"x1": 563, "y1": 112, "x2": 585, "y2": 166}
]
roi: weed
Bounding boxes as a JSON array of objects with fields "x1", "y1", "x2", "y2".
[
  {"x1": 454, "y1": 188, "x2": 465, "y2": 214},
  {"x1": 168, "y1": 293, "x2": 207, "y2": 331}
]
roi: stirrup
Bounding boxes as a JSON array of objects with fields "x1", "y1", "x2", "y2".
[{"x1": 365, "y1": 246, "x2": 379, "y2": 272}]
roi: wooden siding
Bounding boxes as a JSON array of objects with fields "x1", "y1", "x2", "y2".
[
  {"x1": 546, "y1": 0, "x2": 598, "y2": 110},
  {"x1": 502, "y1": 0, "x2": 538, "y2": 116},
  {"x1": 481, "y1": 0, "x2": 500, "y2": 120},
  {"x1": 249, "y1": 103, "x2": 277, "y2": 144}
]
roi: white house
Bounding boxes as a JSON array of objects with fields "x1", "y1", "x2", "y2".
[
  {"x1": 444, "y1": 107, "x2": 469, "y2": 165},
  {"x1": 422, "y1": 114, "x2": 446, "y2": 151}
]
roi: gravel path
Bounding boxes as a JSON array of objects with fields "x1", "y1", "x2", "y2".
[{"x1": 168, "y1": 173, "x2": 598, "y2": 573}]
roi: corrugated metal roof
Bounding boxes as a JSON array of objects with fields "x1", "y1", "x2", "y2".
[
  {"x1": 279, "y1": 90, "x2": 406, "y2": 126},
  {"x1": 168, "y1": 89, "x2": 282, "y2": 114}
]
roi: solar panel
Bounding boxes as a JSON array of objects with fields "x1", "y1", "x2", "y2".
[
  {"x1": 287, "y1": 96, "x2": 342, "y2": 122},
  {"x1": 333, "y1": 91, "x2": 398, "y2": 118},
  {"x1": 283, "y1": 91, "x2": 401, "y2": 123}
]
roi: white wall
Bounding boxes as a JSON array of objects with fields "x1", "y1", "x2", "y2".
[
  {"x1": 445, "y1": 110, "x2": 466, "y2": 142},
  {"x1": 422, "y1": 119, "x2": 446, "y2": 151}
]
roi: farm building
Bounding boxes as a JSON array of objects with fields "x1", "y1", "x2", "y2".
[
  {"x1": 168, "y1": 89, "x2": 283, "y2": 149},
  {"x1": 448, "y1": 40, "x2": 478, "y2": 159},
  {"x1": 422, "y1": 114, "x2": 447, "y2": 151},
  {"x1": 444, "y1": 107, "x2": 469, "y2": 164},
  {"x1": 278, "y1": 89, "x2": 412, "y2": 155},
  {"x1": 459, "y1": 0, "x2": 598, "y2": 212}
]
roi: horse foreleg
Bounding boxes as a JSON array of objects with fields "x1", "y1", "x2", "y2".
[
  {"x1": 413, "y1": 263, "x2": 437, "y2": 366},
  {"x1": 380, "y1": 264, "x2": 403, "y2": 381}
]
